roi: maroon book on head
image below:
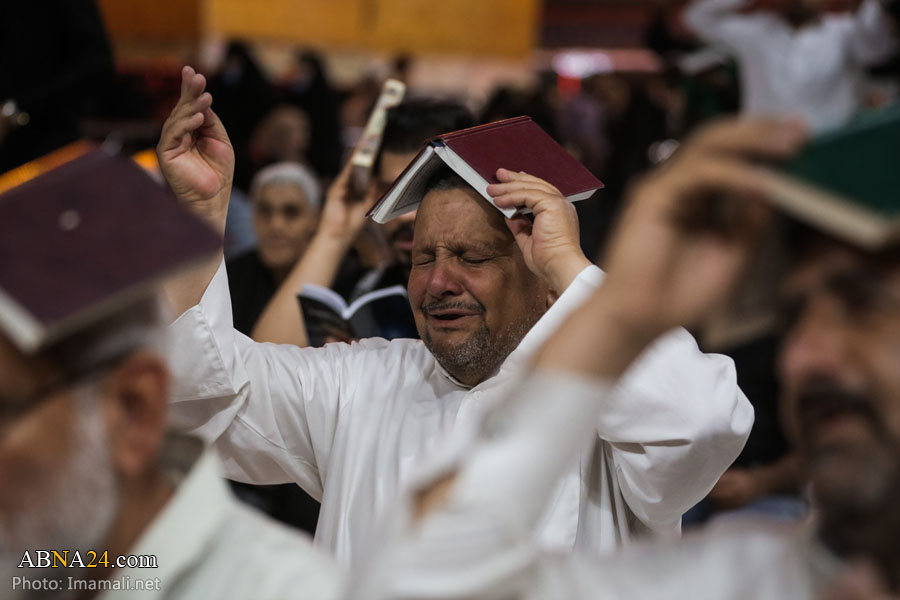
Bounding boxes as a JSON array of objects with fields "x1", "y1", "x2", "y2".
[
  {"x1": 368, "y1": 116, "x2": 603, "y2": 223},
  {"x1": 0, "y1": 148, "x2": 222, "y2": 352}
]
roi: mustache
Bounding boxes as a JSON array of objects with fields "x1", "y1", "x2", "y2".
[
  {"x1": 795, "y1": 379, "x2": 882, "y2": 439},
  {"x1": 421, "y1": 300, "x2": 485, "y2": 315}
]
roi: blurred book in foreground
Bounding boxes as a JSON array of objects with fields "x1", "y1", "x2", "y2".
[
  {"x1": 298, "y1": 284, "x2": 412, "y2": 346},
  {"x1": 0, "y1": 149, "x2": 221, "y2": 352},
  {"x1": 766, "y1": 103, "x2": 900, "y2": 250}
]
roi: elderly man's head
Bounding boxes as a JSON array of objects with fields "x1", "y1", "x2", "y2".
[
  {"x1": 250, "y1": 162, "x2": 321, "y2": 279},
  {"x1": 0, "y1": 300, "x2": 171, "y2": 592},
  {"x1": 777, "y1": 235, "x2": 900, "y2": 585},
  {"x1": 407, "y1": 167, "x2": 551, "y2": 387}
]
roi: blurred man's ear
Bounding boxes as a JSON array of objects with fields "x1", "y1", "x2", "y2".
[{"x1": 102, "y1": 352, "x2": 170, "y2": 478}]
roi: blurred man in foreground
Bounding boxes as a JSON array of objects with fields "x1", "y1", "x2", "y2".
[
  {"x1": 0, "y1": 154, "x2": 338, "y2": 600},
  {"x1": 349, "y1": 117, "x2": 900, "y2": 598}
]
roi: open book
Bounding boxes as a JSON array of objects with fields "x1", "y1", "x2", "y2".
[
  {"x1": 297, "y1": 284, "x2": 413, "y2": 346},
  {"x1": 368, "y1": 116, "x2": 603, "y2": 223}
]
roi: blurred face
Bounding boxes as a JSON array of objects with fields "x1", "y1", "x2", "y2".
[
  {"x1": 254, "y1": 107, "x2": 310, "y2": 161},
  {"x1": 0, "y1": 339, "x2": 116, "y2": 593},
  {"x1": 377, "y1": 151, "x2": 419, "y2": 265},
  {"x1": 407, "y1": 187, "x2": 548, "y2": 386},
  {"x1": 253, "y1": 182, "x2": 319, "y2": 274},
  {"x1": 778, "y1": 245, "x2": 900, "y2": 567}
]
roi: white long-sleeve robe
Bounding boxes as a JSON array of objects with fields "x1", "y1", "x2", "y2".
[{"x1": 166, "y1": 261, "x2": 753, "y2": 565}]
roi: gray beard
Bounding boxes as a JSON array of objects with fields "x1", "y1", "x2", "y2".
[
  {"x1": 425, "y1": 314, "x2": 539, "y2": 385},
  {"x1": 0, "y1": 387, "x2": 118, "y2": 599},
  {"x1": 813, "y1": 440, "x2": 900, "y2": 590}
]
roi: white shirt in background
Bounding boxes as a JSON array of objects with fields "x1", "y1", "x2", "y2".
[
  {"x1": 167, "y1": 260, "x2": 752, "y2": 566},
  {"x1": 684, "y1": 0, "x2": 897, "y2": 131}
]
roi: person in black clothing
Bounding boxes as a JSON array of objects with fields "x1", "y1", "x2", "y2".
[
  {"x1": 282, "y1": 50, "x2": 344, "y2": 179},
  {"x1": 683, "y1": 333, "x2": 805, "y2": 527},
  {"x1": 0, "y1": 0, "x2": 113, "y2": 172},
  {"x1": 226, "y1": 162, "x2": 321, "y2": 336},
  {"x1": 207, "y1": 41, "x2": 277, "y2": 192}
]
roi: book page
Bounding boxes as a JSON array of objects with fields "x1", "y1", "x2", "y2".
[
  {"x1": 299, "y1": 284, "x2": 349, "y2": 315},
  {"x1": 370, "y1": 146, "x2": 439, "y2": 223},
  {"x1": 345, "y1": 285, "x2": 408, "y2": 320}
]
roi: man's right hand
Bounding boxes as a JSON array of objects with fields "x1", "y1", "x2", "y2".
[{"x1": 157, "y1": 66, "x2": 234, "y2": 233}]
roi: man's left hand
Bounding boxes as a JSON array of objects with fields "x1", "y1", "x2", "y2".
[{"x1": 488, "y1": 168, "x2": 590, "y2": 293}]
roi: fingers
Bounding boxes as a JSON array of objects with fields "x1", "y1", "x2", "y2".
[
  {"x1": 170, "y1": 112, "x2": 205, "y2": 148},
  {"x1": 180, "y1": 65, "x2": 193, "y2": 97},
  {"x1": 488, "y1": 180, "x2": 561, "y2": 200},
  {"x1": 491, "y1": 168, "x2": 562, "y2": 195},
  {"x1": 671, "y1": 154, "x2": 771, "y2": 199},
  {"x1": 628, "y1": 116, "x2": 808, "y2": 243},
  {"x1": 492, "y1": 189, "x2": 568, "y2": 215},
  {"x1": 171, "y1": 66, "x2": 210, "y2": 124},
  {"x1": 639, "y1": 153, "x2": 774, "y2": 242},
  {"x1": 504, "y1": 215, "x2": 532, "y2": 242},
  {"x1": 174, "y1": 90, "x2": 212, "y2": 123},
  {"x1": 159, "y1": 66, "x2": 214, "y2": 153},
  {"x1": 489, "y1": 170, "x2": 568, "y2": 215},
  {"x1": 685, "y1": 116, "x2": 808, "y2": 161},
  {"x1": 159, "y1": 102, "x2": 209, "y2": 153},
  {"x1": 197, "y1": 107, "x2": 228, "y2": 142},
  {"x1": 179, "y1": 65, "x2": 207, "y2": 104}
]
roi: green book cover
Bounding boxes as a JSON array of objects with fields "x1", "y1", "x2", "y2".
[{"x1": 770, "y1": 104, "x2": 900, "y2": 248}]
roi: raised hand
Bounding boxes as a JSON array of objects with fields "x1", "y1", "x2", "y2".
[
  {"x1": 598, "y1": 117, "x2": 808, "y2": 342},
  {"x1": 488, "y1": 169, "x2": 590, "y2": 293},
  {"x1": 531, "y1": 116, "x2": 807, "y2": 384},
  {"x1": 157, "y1": 66, "x2": 234, "y2": 232}
]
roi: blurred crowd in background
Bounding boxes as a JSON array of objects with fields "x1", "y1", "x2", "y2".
[{"x1": 3, "y1": 0, "x2": 899, "y2": 549}]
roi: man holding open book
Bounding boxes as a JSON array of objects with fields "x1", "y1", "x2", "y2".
[
  {"x1": 348, "y1": 115, "x2": 900, "y2": 600},
  {"x1": 160, "y1": 65, "x2": 753, "y2": 566}
]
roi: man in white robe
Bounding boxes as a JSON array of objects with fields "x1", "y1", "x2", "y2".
[
  {"x1": 349, "y1": 117, "x2": 900, "y2": 599},
  {"x1": 160, "y1": 65, "x2": 754, "y2": 566}
]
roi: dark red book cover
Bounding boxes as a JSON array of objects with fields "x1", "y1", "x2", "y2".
[
  {"x1": 438, "y1": 116, "x2": 603, "y2": 197},
  {"x1": 0, "y1": 149, "x2": 222, "y2": 350}
]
